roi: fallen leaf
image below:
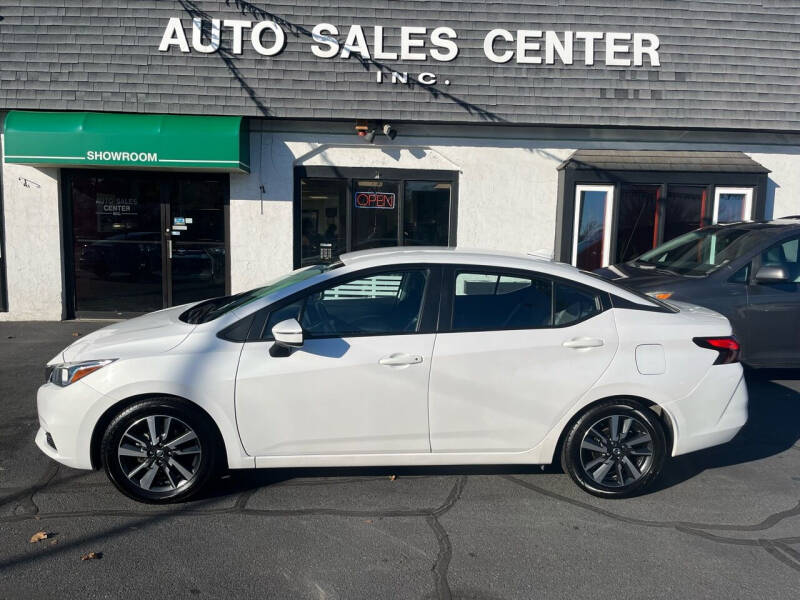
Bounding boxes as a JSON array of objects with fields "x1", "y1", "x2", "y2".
[
  {"x1": 389, "y1": 475, "x2": 397, "y2": 481},
  {"x1": 29, "y1": 531, "x2": 48, "y2": 543},
  {"x1": 81, "y1": 552, "x2": 101, "y2": 561}
]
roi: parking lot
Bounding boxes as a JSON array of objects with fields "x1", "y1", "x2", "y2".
[{"x1": 1, "y1": 321, "x2": 799, "y2": 599}]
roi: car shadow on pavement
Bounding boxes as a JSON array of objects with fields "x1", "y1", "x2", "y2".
[
  {"x1": 651, "y1": 368, "x2": 800, "y2": 493},
  {"x1": 196, "y1": 369, "x2": 800, "y2": 501}
]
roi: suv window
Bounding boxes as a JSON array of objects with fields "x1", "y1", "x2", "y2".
[
  {"x1": 452, "y1": 272, "x2": 552, "y2": 331},
  {"x1": 262, "y1": 270, "x2": 430, "y2": 339},
  {"x1": 759, "y1": 236, "x2": 800, "y2": 283}
]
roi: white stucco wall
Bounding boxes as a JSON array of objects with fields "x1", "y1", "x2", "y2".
[
  {"x1": 0, "y1": 136, "x2": 64, "y2": 320},
  {"x1": 228, "y1": 131, "x2": 800, "y2": 295},
  {"x1": 1, "y1": 126, "x2": 799, "y2": 320},
  {"x1": 229, "y1": 132, "x2": 572, "y2": 294}
]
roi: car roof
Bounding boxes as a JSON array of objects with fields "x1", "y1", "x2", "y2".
[
  {"x1": 338, "y1": 246, "x2": 657, "y2": 306},
  {"x1": 709, "y1": 218, "x2": 800, "y2": 231}
]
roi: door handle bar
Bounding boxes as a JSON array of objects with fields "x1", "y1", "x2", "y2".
[
  {"x1": 379, "y1": 354, "x2": 423, "y2": 366},
  {"x1": 562, "y1": 338, "x2": 605, "y2": 349}
]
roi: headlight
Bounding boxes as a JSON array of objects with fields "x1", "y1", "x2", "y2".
[
  {"x1": 48, "y1": 359, "x2": 116, "y2": 387},
  {"x1": 646, "y1": 291, "x2": 673, "y2": 300}
]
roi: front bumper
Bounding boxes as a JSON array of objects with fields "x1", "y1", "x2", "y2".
[{"x1": 35, "y1": 379, "x2": 107, "y2": 470}]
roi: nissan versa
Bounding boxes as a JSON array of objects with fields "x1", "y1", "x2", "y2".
[{"x1": 36, "y1": 248, "x2": 748, "y2": 502}]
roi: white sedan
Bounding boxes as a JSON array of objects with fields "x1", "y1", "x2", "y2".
[{"x1": 36, "y1": 248, "x2": 747, "y2": 502}]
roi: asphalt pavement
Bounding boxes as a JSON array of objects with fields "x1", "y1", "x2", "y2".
[{"x1": 1, "y1": 321, "x2": 799, "y2": 599}]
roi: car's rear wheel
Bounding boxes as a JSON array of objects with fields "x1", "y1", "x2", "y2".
[
  {"x1": 561, "y1": 400, "x2": 666, "y2": 498},
  {"x1": 100, "y1": 398, "x2": 220, "y2": 503}
]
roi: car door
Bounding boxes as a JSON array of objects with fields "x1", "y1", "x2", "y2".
[
  {"x1": 428, "y1": 268, "x2": 619, "y2": 453},
  {"x1": 743, "y1": 234, "x2": 800, "y2": 367},
  {"x1": 235, "y1": 266, "x2": 440, "y2": 457}
]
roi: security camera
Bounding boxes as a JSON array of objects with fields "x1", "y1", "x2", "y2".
[
  {"x1": 382, "y1": 123, "x2": 397, "y2": 140},
  {"x1": 363, "y1": 129, "x2": 377, "y2": 144}
]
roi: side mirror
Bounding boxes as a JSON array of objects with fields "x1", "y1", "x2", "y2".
[
  {"x1": 754, "y1": 265, "x2": 790, "y2": 284},
  {"x1": 271, "y1": 318, "x2": 304, "y2": 348}
]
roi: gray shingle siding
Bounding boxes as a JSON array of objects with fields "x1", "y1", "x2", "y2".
[{"x1": 1, "y1": 0, "x2": 799, "y2": 130}]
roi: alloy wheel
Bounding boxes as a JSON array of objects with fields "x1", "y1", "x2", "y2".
[
  {"x1": 578, "y1": 414, "x2": 654, "y2": 488},
  {"x1": 117, "y1": 415, "x2": 202, "y2": 493}
]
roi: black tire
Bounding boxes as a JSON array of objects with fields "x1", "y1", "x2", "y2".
[
  {"x1": 100, "y1": 398, "x2": 221, "y2": 503},
  {"x1": 561, "y1": 399, "x2": 666, "y2": 499}
]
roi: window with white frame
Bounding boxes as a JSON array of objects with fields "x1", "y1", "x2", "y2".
[{"x1": 713, "y1": 187, "x2": 753, "y2": 224}]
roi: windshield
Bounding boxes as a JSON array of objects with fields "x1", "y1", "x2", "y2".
[
  {"x1": 180, "y1": 262, "x2": 342, "y2": 324},
  {"x1": 634, "y1": 227, "x2": 764, "y2": 276}
]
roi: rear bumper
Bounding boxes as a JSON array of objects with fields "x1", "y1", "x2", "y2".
[{"x1": 666, "y1": 364, "x2": 748, "y2": 456}]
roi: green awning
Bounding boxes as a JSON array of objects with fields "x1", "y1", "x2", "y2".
[{"x1": 3, "y1": 111, "x2": 250, "y2": 173}]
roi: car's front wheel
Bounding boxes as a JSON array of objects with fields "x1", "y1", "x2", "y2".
[
  {"x1": 100, "y1": 398, "x2": 221, "y2": 503},
  {"x1": 561, "y1": 399, "x2": 666, "y2": 498}
]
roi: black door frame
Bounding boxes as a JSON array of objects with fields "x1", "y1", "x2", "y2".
[
  {"x1": 293, "y1": 166, "x2": 459, "y2": 269},
  {"x1": 61, "y1": 169, "x2": 231, "y2": 319}
]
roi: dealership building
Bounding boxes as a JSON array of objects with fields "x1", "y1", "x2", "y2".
[{"x1": 1, "y1": 0, "x2": 798, "y2": 320}]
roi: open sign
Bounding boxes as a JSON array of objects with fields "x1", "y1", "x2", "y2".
[{"x1": 355, "y1": 192, "x2": 396, "y2": 209}]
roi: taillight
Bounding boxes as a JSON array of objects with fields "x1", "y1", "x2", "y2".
[{"x1": 693, "y1": 336, "x2": 741, "y2": 365}]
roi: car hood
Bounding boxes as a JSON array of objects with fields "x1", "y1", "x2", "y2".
[
  {"x1": 55, "y1": 304, "x2": 197, "y2": 364},
  {"x1": 595, "y1": 263, "x2": 689, "y2": 291}
]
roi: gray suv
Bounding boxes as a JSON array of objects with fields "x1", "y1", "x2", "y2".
[{"x1": 595, "y1": 218, "x2": 800, "y2": 368}]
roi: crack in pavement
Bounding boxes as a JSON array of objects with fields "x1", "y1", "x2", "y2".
[
  {"x1": 0, "y1": 462, "x2": 59, "y2": 516},
  {"x1": 0, "y1": 474, "x2": 468, "y2": 600},
  {"x1": 504, "y1": 475, "x2": 800, "y2": 573}
]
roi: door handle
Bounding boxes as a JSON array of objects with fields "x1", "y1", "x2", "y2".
[
  {"x1": 379, "y1": 353, "x2": 424, "y2": 366},
  {"x1": 563, "y1": 337, "x2": 605, "y2": 349}
]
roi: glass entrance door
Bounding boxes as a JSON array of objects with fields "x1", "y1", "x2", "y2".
[
  {"x1": 66, "y1": 170, "x2": 228, "y2": 318},
  {"x1": 70, "y1": 172, "x2": 164, "y2": 316},
  {"x1": 352, "y1": 180, "x2": 400, "y2": 251},
  {"x1": 166, "y1": 176, "x2": 227, "y2": 306}
]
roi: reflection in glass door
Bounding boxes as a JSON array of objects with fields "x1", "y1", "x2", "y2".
[
  {"x1": 352, "y1": 180, "x2": 400, "y2": 251},
  {"x1": 572, "y1": 185, "x2": 614, "y2": 270},
  {"x1": 69, "y1": 172, "x2": 164, "y2": 315},
  {"x1": 167, "y1": 177, "x2": 227, "y2": 306},
  {"x1": 297, "y1": 170, "x2": 456, "y2": 267},
  {"x1": 663, "y1": 185, "x2": 707, "y2": 241},
  {"x1": 616, "y1": 184, "x2": 660, "y2": 263},
  {"x1": 299, "y1": 179, "x2": 347, "y2": 266},
  {"x1": 66, "y1": 170, "x2": 228, "y2": 317}
]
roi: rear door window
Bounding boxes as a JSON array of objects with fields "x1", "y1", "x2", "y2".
[
  {"x1": 451, "y1": 272, "x2": 553, "y2": 331},
  {"x1": 553, "y1": 282, "x2": 604, "y2": 326}
]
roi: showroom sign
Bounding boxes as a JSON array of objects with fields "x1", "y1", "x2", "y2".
[{"x1": 159, "y1": 17, "x2": 662, "y2": 85}]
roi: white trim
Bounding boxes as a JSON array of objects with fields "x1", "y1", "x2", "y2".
[
  {"x1": 158, "y1": 158, "x2": 242, "y2": 164},
  {"x1": 713, "y1": 187, "x2": 753, "y2": 224},
  {"x1": 572, "y1": 184, "x2": 615, "y2": 268},
  {"x1": 6, "y1": 155, "x2": 85, "y2": 160}
]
